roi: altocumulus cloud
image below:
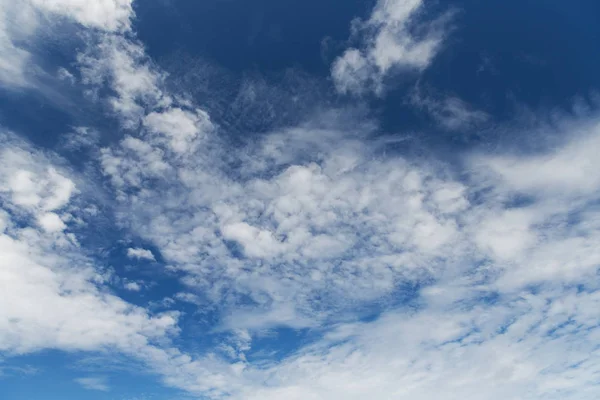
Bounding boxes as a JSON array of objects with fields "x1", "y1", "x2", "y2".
[{"x1": 0, "y1": 0, "x2": 599, "y2": 399}]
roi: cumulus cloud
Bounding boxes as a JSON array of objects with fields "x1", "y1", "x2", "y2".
[
  {"x1": 0, "y1": 135, "x2": 218, "y2": 400},
  {"x1": 2, "y1": 1, "x2": 600, "y2": 399},
  {"x1": 143, "y1": 107, "x2": 213, "y2": 153},
  {"x1": 30, "y1": 0, "x2": 133, "y2": 32},
  {"x1": 94, "y1": 89, "x2": 600, "y2": 341},
  {"x1": 0, "y1": 0, "x2": 134, "y2": 88},
  {"x1": 0, "y1": 133, "x2": 251, "y2": 399},
  {"x1": 77, "y1": 34, "x2": 169, "y2": 127},
  {"x1": 0, "y1": 137, "x2": 178, "y2": 356},
  {"x1": 127, "y1": 247, "x2": 155, "y2": 261},
  {"x1": 230, "y1": 287, "x2": 600, "y2": 400},
  {"x1": 124, "y1": 281, "x2": 142, "y2": 291},
  {"x1": 332, "y1": 0, "x2": 450, "y2": 95},
  {"x1": 89, "y1": 59, "x2": 600, "y2": 397}
]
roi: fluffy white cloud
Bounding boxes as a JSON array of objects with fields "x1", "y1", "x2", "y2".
[
  {"x1": 230, "y1": 286, "x2": 600, "y2": 400},
  {"x1": 37, "y1": 212, "x2": 67, "y2": 232},
  {"x1": 143, "y1": 107, "x2": 213, "y2": 153},
  {"x1": 89, "y1": 73, "x2": 600, "y2": 397},
  {"x1": 0, "y1": 0, "x2": 134, "y2": 88},
  {"x1": 30, "y1": 0, "x2": 133, "y2": 32},
  {"x1": 0, "y1": 134, "x2": 179, "y2": 359},
  {"x1": 78, "y1": 35, "x2": 170, "y2": 127},
  {"x1": 3, "y1": 1, "x2": 598, "y2": 397},
  {"x1": 124, "y1": 281, "x2": 142, "y2": 291},
  {"x1": 0, "y1": 0, "x2": 38, "y2": 87},
  {"x1": 332, "y1": 0, "x2": 449, "y2": 95},
  {"x1": 473, "y1": 121, "x2": 600, "y2": 195},
  {"x1": 96, "y1": 107, "x2": 600, "y2": 336},
  {"x1": 127, "y1": 247, "x2": 155, "y2": 261}
]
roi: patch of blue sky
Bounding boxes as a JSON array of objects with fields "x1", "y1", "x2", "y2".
[{"x1": 1, "y1": 351, "x2": 185, "y2": 400}]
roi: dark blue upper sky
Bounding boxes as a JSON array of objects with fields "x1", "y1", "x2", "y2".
[{"x1": 131, "y1": 0, "x2": 600, "y2": 133}]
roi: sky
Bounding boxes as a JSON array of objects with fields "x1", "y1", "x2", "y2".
[{"x1": 1, "y1": 0, "x2": 600, "y2": 399}]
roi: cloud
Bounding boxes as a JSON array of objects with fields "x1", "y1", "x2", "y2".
[
  {"x1": 30, "y1": 0, "x2": 133, "y2": 32},
  {"x1": 0, "y1": 0, "x2": 38, "y2": 87},
  {"x1": 0, "y1": 133, "x2": 178, "y2": 358},
  {"x1": 230, "y1": 286, "x2": 600, "y2": 400},
  {"x1": 90, "y1": 67, "x2": 600, "y2": 397},
  {"x1": 124, "y1": 281, "x2": 142, "y2": 291},
  {"x1": 1, "y1": 2, "x2": 600, "y2": 399},
  {"x1": 60, "y1": 127, "x2": 100, "y2": 151},
  {"x1": 127, "y1": 247, "x2": 156, "y2": 261},
  {"x1": 75, "y1": 376, "x2": 110, "y2": 391},
  {"x1": 471, "y1": 120, "x2": 600, "y2": 195},
  {"x1": 0, "y1": 0, "x2": 134, "y2": 89},
  {"x1": 0, "y1": 133, "x2": 243, "y2": 399},
  {"x1": 410, "y1": 85, "x2": 490, "y2": 130},
  {"x1": 77, "y1": 34, "x2": 170, "y2": 127},
  {"x1": 143, "y1": 107, "x2": 213, "y2": 153},
  {"x1": 331, "y1": 0, "x2": 451, "y2": 95}
]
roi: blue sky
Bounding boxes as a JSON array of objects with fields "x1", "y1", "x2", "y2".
[{"x1": 1, "y1": 0, "x2": 600, "y2": 399}]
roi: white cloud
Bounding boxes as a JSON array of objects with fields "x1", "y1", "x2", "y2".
[
  {"x1": 230, "y1": 287, "x2": 600, "y2": 400},
  {"x1": 143, "y1": 107, "x2": 213, "y2": 153},
  {"x1": 0, "y1": 141, "x2": 77, "y2": 238},
  {"x1": 330, "y1": 49, "x2": 375, "y2": 95},
  {"x1": 0, "y1": 0, "x2": 38, "y2": 88},
  {"x1": 3, "y1": 2, "x2": 598, "y2": 397},
  {"x1": 78, "y1": 34, "x2": 171, "y2": 127},
  {"x1": 0, "y1": 135, "x2": 180, "y2": 371},
  {"x1": 30, "y1": 0, "x2": 133, "y2": 32},
  {"x1": 410, "y1": 86, "x2": 490, "y2": 130},
  {"x1": 37, "y1": 212, "x2": 67, "y2": 232},
  {"x1": 75, "y1": 376, "x2": 110, "y2": 391},
  {"x1": 332, "y1": 0, "x2": 450, "y2": 95},
  {"x1": 127, "y1": 247, "x2": 155, "y2": 261},
  {"x1": 90, "y1": 82, "x2": 600, "y2": 397},
  {"x1": 472, "y1": 120, "x2": 600, "y2": 195},
  {"x1": 60, "y1": 127, "x2": 100, "y2": 150},
  {"x1": 57, "y1": 67, "x2": 76, "y2": 84},
  {"x1": 124, "y1": 281, "x2": 142, "y2": 291},
  {"x1": 0, "y1": 0, "x2": 135, "y2": 88}
]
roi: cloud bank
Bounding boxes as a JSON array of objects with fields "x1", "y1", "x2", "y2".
[{"x1": 1, "y1": 0, "x2": 599, "y2": 399}]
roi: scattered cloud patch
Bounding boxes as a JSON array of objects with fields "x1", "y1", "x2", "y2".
[
  {"x1": 0, "y1": 0, "x2": 135, "y2": 88},
  {"x1": 410, "y1": 85, "x2": 490, "y2": 130},
  {"x1": 127, "y1": 247, "x2": 156, "y2": 261},
  {"x1": 75, "y1": 376, "x2": 110, "y2": 392},
  {"x1": 124, "y1": 281, "x2": 142, "y2": 291},
  {"x1": 1, "y1": 1, "x2": 600, "y2": 399},
  {"x1": 332, "y1": 0, "x2": 451, "y2": 95},
  {"x1": 60, "y1": 127, "x2": 100, "y2": 151}
]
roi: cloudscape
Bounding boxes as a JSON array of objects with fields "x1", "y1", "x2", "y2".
[{"x1": 1, "y1": 0, "x2": 600, "y2": 399}]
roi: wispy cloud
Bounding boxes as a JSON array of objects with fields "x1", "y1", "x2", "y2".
[
  {"x1": 75, "y1": 376, "x2": 110, "y2": 392},
  {"x1": 331, "y1": 0, "x2": 452, "y2": 95},
  {"x1": 410, "y1": 85, "x2": 490, "y2": 130},
  {"x1": 0, "y1": 133, "x2": 178, "y2": 356},
  {"x1": 0, "y1": 0, "x2": 134, "y2": 89},
  {"x1": 1, "y1": 0, "x2": 599, "y2": 399}
]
